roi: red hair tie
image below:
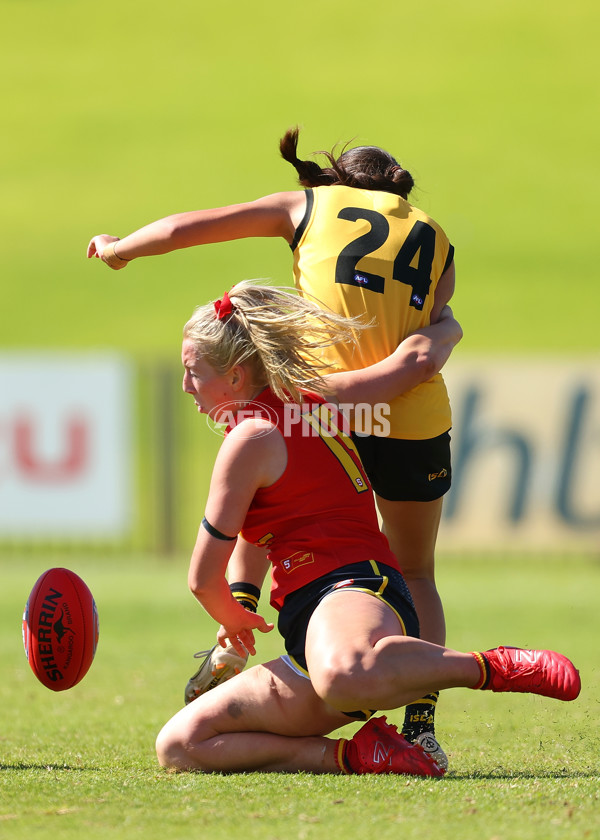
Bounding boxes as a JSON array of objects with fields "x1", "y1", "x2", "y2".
[{"x1": 214, "y1": 291, "x2": 234, "y2": 321}]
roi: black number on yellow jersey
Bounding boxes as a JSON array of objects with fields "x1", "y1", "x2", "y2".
[
  {"x1": 335, "y1": 210, "x2": 436, "y2": 310},
  {"x1": 335, "y1": 208, "x2": 388, "y2": 294},
  {"x1": 393, "y1": 221, "x2": 436, "y2": 310}
]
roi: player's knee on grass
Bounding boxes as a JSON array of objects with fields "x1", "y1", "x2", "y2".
[
  {"x1": 155, "y1": 725, "x2": 181, "y2": 770},
  {"x1": 155, "y1": 723, "x2": 199, "y2": 772}
]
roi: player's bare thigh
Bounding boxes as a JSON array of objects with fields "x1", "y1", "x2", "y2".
[
  {"x1": 158, "y1": 656, "x2": 349, "y2": 746},
  {"x1": 305, "y1": 588, "x2": 405, "y2": 708}
]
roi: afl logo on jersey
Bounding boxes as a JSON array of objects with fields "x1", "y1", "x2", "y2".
[{"x1": 354, "y1": 273, "x2": 370, "y2": 286}]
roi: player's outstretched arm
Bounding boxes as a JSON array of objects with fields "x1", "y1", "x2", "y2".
[
  {"x1": 325, "y1": 305, "x2": 462, "y2": 407},
  {"x1": 86, "y1": 192, "x2": 304, "y2": 269}
]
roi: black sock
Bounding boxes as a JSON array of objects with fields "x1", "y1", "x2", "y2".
[{"x1": 402, "y1": 692, "x2": 439, "y2": 741}]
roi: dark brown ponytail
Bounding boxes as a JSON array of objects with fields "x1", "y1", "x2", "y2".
[
  {"x1": 279, "y1": 127, "x2": 337, "y2": 187},
  {"x1": 279, "y1": 126, "x2": 415, "y2": 199}
]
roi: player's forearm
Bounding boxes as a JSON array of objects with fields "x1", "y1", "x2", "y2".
[
  {"x1": 188, "y1": 522, "x2": 238, "y2": 614},
  {"x1": 87, "y1": 210, "x2": 245, "y2": 266},
  {"x1": 326, "y1": 309, "x2": 462, "y2": 405},
  {"x1": 228, "y1": 540, "x2": 270, "y2": 594},
  {"x1": 326, "y1": 341, "x2": 429, "y2": 405},
  {"x1": 416, "y1": 306, "x2": 463, "y2": 375},
  {"x1": 188, "y1": 548, "x2": 245, "y2": 627},
  {"x1": 108, "y1": 212, "x2": 216, "y2": 260}
]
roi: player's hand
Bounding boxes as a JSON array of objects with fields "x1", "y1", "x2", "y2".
[
  {"x1": 87, "y1": 234, "x2": 119, "y2": 259},
  {"x1": 217, "y1": 613, "x2": 274, "y2": 658}
]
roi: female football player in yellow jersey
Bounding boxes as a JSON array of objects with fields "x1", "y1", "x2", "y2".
[{"x1": 87, "y1": 127, "x2": 456, "y2": 751}]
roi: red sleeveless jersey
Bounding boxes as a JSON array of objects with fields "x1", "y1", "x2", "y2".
[{"x1": 237, "y1": 389, "x2": 400, "y2": 609}]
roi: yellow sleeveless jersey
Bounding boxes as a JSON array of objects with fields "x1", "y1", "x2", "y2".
[{"x1": 291, "y1": 185, "x2": 454, "y2": 439}]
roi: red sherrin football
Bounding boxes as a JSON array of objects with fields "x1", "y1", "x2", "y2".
[{"x1": 22, "y1": 567, "x2": 99, "y2": 691}]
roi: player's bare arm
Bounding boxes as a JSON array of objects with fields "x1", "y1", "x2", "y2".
[
  {"x1": 325, "y1": 305, "x2": 462, "y2": 406},
  {"x1": 188, "y1": 421, "x2": 280, "y2": 654},
  {"x1": 87, "y1": 191, "x2": 306, "y2": 266},
  {"x1": 429, "y1": 259, "x2": 456, "y2": 324},
  {"x1": 214, "y1": 540, "x2": 270, "y2": 648}
]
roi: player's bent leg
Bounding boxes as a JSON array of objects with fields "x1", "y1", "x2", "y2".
[
  {"x1": 304, "y1": 589, "x2": 462, "y2": 713},
  {"x1": 305, "y1": 594, "x2": 582, "y2": 709},
  {"x1": 158, "y1": 656, "x2": 446, "y2": 778},
  {"x1": 305, "y1": 591, "x2": 513, "y2": 709},
  {"x1": 305, "y1": 588, "x2": 406, "y2": 712},
  {"x1": 156, "y1": 657, "x2": 350, "y2": 773}
]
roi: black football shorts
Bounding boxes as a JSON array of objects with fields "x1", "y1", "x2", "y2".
[{"x1": 351, "y1": 430, "x2": 452, "y2": 502}]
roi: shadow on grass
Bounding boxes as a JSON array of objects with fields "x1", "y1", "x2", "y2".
[
  {"x1": 446, "y1": 769, "x2": 598, "y2": 780},
  {"x1": 0, "y1": 763, "x2": 99, "y2": 772}
]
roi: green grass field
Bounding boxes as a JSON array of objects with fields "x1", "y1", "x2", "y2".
[
  {"x1": 1, "y1": 0, "x2": 599, "y2": 837},
  {"x1": 2, "y1": 553, "x2": 598, "y2": 840}
]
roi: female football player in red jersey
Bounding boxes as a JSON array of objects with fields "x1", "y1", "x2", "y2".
[
  {"x1": 153, "y1": 283, "x2": 580, "y2": 776},
  {"x1": 88, "y1": 127, "x2": 455, "y2": 752}
]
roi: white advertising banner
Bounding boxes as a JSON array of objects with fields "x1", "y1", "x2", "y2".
[
  {"x1": 0, "y1": 353, "x2": 132, "y2": 538},
  {"x1": 440, "y1": 357, "x2": 600, "y2": 552}
]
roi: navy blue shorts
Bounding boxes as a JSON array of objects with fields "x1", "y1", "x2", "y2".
[
  {"x1": 277, "y1": 560, "x2": 419, "y2": 674},
  {"x1": 351, "y1": 430, "x2": 452, "y2": 502}
]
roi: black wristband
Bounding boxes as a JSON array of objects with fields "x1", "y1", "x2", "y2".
[
  {"x1": 230, "y1": 581, "x2": 261, "y2": 613},
  {"x1": 202, "y1": 516, "x2": 237, "y2": 541}
]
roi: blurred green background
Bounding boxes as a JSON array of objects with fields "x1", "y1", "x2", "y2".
[{"x1": 2, "y1": 0, "x2": 598, "y2": 357}]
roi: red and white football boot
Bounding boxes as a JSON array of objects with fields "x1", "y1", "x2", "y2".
[
  {"x1": 343, "y1": 716, "x2": 446, "y2": 777},
  {"x1": 472, "y1": 647, "x2": 581, "y2": 701}
]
